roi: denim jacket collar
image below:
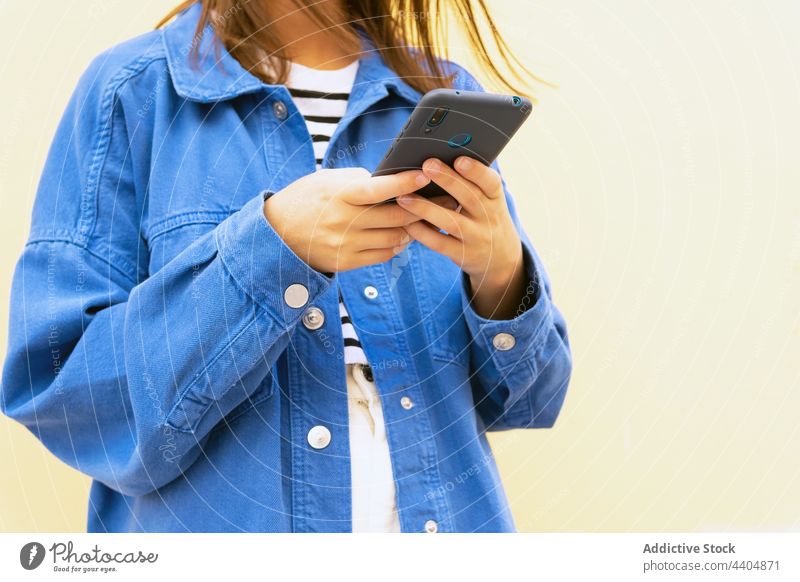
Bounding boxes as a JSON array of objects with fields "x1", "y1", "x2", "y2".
[{"x1": 161, "y1": 2, "x2": 422, "y2": 105}]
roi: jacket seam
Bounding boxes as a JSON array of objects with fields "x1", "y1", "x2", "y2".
[
  {"x1": 409, "y1": 244, "x2": 465, "y2": 363},
  {"x1": 498, "y1": 358, "x2": 537, "y2": 426},
  {"x1": 164, "y1": 314, "x2": 259, "y2": 433},
  {"x1": 376, "y1": 262, "x2": 456, "y2": 532},
  {"x1": 223, "y1": 375, "x2": 275, "y2": 424},
  {"x1": 23, "y1": 238, "x2": 138, "y2": 286},
  {"x1": 81, "y1": 53, "x2": 168, "y2": 246},
  {"x1": 481, "y1": 304, "x2": 553, "y2": 374},
  {"x1": 147, "y1": 211, "x2": 235, "y2": 243},
  {"x1": 213, "y1": 221, "x2": 284, "y2": 321}
]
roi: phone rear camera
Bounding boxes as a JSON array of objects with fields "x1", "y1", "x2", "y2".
[
  {"x1": 511, "y1": 96, "x2": 522, "y2": 106},
  {"x1": 427, "y1": 108, "x2": 449, "y2": 127}
]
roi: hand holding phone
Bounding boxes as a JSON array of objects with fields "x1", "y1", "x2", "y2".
[
  {"x1": 380, "y1": 89, "x2": 535, "y2": 319},
  {"x1": 372, "y1": 89, "x2": 533, "y2": 197}
]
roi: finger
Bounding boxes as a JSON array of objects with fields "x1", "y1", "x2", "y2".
[
  {"x1": 353, "y1": 193, "x2": 458, "y2": 229},
  {"x1": 352, "y1": 203, "x2": 422, "y2": 229},
  {"x1": 350, "y1": 227, "x2": 411, "y2": 251},
  {"x1": 396, "y1": 193, "x2": 467, "y2": 240},
  {"x1": 421, "y1": 158, "x2": 484, "y2": 214},
  {"x1": 346, "y1": 170, "x2": 430, "y2": 205},
  {"x1": 351, "y1": 246, "x2": 407, "y2": 269},
  {"x1": 428, "y1": 193, "x2": 460, "y2": 211},
  {"x1": 403, "y1": 221, "x2": 464, "y2": 265},
  {"x1": 453, "y1": 156, "x2": 504, "y2": 199}
]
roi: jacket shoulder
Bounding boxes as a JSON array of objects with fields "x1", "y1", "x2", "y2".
[
  {"x1": 73, "y1": 29, "x2": 170, "y2": 107},
  {"x1": 29, "y1": 30, "x2": 171, "y2": 249}
]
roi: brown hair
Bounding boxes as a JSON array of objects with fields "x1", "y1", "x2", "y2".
[{"x1": 157, "y1": 0, "x2": 541, "y2": 98}]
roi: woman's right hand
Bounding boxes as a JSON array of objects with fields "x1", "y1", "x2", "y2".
[{"x1": 263, "y1": 168, "x2": 438, "y2": 273}]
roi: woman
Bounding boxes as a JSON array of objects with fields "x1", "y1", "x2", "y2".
[{"x1": 1, "y1": 0, "x2": 571, "y2": 532}]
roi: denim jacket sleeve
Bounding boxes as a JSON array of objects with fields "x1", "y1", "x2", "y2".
[
  {"x1": 448, "y1": 64, "x2": 573, "y2": 430},
  {"x1": 461, "y1": 172, "x2": 572, "y2": 430},
  {"x1": 0, "y1": 56, "x2": 333, "y2": 496}
]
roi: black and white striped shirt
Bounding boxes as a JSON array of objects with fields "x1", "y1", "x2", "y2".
[{"x1": 285, "y1": 60, "x2": 368, "y2": 364}]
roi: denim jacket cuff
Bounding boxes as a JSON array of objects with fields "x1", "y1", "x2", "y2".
[
  {"x1": 461, "y1": 242, "x2": 553, "y2": 372},
  {"x1": 215, "y1": 192, "x2": 334, "y2": 325}
]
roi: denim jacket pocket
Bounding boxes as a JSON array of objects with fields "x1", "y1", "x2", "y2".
[
  {"x1": 409, "y1": 242, "x2": 470, "y2": 368},
  {"x1": 224, "y1": 372, "x2": 277, "y2": 424},
  {"x1": 145, "y1": 211, "x2": 236, "y2": 274},
  {"x1": 165, "y1": 363, "x2": 277, "y2": 434}
]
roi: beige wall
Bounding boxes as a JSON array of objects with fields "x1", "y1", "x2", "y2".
[{"x1": 1, "y1": 1, "x2": 798, "y2": 532}]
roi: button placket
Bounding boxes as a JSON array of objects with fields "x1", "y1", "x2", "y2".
[
  {"x1": 338, "y1": 267, "x2": 451, "y2": 533},
  {"x1": 288, "y1": 326, "x2": 352, "y2": 531}
]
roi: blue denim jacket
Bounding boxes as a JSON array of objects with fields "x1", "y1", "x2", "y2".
[{"x1": 1, "y1": 3, "x2": 571, "y2": 532}]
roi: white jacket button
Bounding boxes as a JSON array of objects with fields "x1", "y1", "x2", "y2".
[
  {"x1": 492, "y1": 332, "x2": 516, "y2": 351},
  {"x1": 307, "y1": 425, "x2": 331, "y2": 449},
  {"x1": 424, "y1": 519, "x2": 438, "y2": 533},
  {"x1": 284, "y1": 283, "x2": 309, "y2": 308}
]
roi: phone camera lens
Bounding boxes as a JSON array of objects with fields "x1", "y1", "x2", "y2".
[
  {"x1": 426, "y1": 108, "x2": 449, "y2": 127},
  {"x1": 511, "y1": 96, "x2": 522, "y2": 107}
]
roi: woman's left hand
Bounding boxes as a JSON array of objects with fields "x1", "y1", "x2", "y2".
[{"x1": 397, "y1": 156, "x2": 529, "y2": 320}]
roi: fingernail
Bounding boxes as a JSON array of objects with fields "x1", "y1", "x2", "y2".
[
  {"x1": 397, "y1": 194, "x2": 412, "y2": 205},
  {"x1": 400, "y1": 232, "x2": 411, "y2": 244},
  {"x1": 392, "y1": 239, "x2": 411, "y2": 254},
  {"x1": 415, "y1": 173, "x2": 430, "y2": 187},
  {"x1": 458, "y1": 157, "x2": 472, "y2": 171},
  {"x1": 424, "y1": 159, "x2": 440, "y2": 173}
]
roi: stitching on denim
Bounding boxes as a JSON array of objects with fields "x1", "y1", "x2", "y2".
[
  {"x1": 212, "y1": 215, "x2": 275, "y2": 317},
  {"x1": 164, "y1": 315, "x2": 258, "y2": 433},
  {"x1": 23, "y1": 238, "x2": 138, "y2": 286},
  {"x1": 479, "y1": 300, "x2": 554, "y2": 374},
  {"x1": 82, "y1": 54, "x2": 167, "y2": 246},
  {"x1": 409, "y1": 245, "x2": 465, "y2": 363},
  {"x1": 375, "y1": 262, "x2": 456, "y2": 532},
  {"x1": 213, "y1": 205, "x2": 331, "y2": 323},
  {"x1": 147, "y1": 211, "x2": 233, "y2": 243},
  {"x1": 162, "y1": 31, "x2": 262, "y2": 103},
  {"x1": 223, "y1": 375, "x2": 276, "y2": 424},
  {"x1": 498, "y1": 358, "x2": 537, "y2": 426}
]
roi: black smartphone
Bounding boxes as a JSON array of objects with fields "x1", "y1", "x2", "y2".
[{"x1": 372, "y1": 89, "x2": 533, "y2": 197}]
